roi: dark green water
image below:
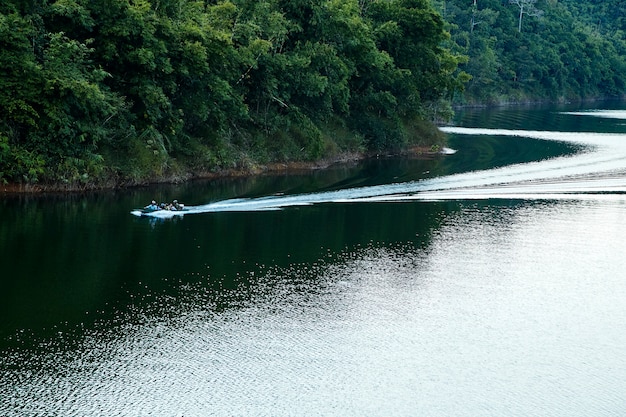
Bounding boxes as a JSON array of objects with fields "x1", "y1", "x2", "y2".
[
  {"x1": 2, "y1": 101, "x2": 626, "y2": 416},
  {"x1": 0, "y1": 123, "x2": 578, "y2": 343}
]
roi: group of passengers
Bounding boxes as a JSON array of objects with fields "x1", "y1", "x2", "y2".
[{"x1": 144, "y1": 199, "x2": 184, "y2": 211}]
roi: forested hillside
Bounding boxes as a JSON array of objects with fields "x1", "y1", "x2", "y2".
[
  {"x1": 2, "y1": 0, "x2": 626, "y2": 188},
  {"x1": 440, "y1": 0, "x2": 626, "y2": 104},
  {"x1": 0, "y1": 0, "x2": 465, "y2": 187}
]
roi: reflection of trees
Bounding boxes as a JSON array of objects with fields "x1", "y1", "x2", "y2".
[{"x1": 0, "y1": 187, "x2": 455, "y2": 341}]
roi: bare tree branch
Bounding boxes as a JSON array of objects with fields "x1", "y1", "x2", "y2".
[{"x1": 509, "y1": 0, "x2": 544, "y2": 32}]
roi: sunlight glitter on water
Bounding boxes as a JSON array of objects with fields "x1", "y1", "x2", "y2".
[
  {"x1": 5, "y1": 200, "x2": 626, "y2": 416},
  {"x1": 6, "y1": 107, "x2": 626, "y2": 416}
]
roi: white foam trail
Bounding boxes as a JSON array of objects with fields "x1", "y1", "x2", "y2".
[
  {"x1": 440, "y1": 147, "x2": 457, "y2": 155},
  {"x1": 133, "y1": 111, "x2": 626, "y2": 217},
  {"x1": 561, "y1": 110, "x2": 626, "y2": 119}
]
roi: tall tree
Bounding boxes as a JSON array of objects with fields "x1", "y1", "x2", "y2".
[{"x1": 509, "y1": 0, "x2": 543, "y2": 32}]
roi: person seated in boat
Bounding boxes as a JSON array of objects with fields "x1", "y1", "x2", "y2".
[
  {"x1": 145, "y1": 200, "x2": 159, "y2": 210},
  {"x1": 171, "y1": 200, "x2": 183, "y2": 211}
]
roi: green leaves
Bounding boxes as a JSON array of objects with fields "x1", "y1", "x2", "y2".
[
  {"x1": 446, "y1": 0, "x2": 626, "y2": 103},
  {"x1": 1, "y1": 0, "x2": 466, "y2": 185}
]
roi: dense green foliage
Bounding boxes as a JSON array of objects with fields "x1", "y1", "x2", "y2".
[
  {"x1": 440, "y1": 0, "x2": 626, "y2": 104},
  {"x1": 4, "y1": 0, "x2": 626, "y2": 187},
  {"x1": 0, "y1": 0, "x2": 465, "y2": 186}
]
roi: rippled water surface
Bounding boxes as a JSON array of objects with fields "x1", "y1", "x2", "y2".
[{"x1": 2, "y1": 103, "x2": 626, "y2": 416}]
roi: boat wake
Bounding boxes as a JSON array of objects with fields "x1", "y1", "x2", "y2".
[{"x1": 133, "y1": 111, "x2": 626, "y2": 217}]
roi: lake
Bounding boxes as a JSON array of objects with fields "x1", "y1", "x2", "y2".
[{"x1": 2, "y1": 102, "x2": 626, "y2": 416}]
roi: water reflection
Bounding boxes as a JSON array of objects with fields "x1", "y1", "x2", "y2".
[
  {"x1": 0, "y1": 196, "x2": 456, "y2": 342},
  {"x1": 3, "y1": 199, "x2": 626, "y2": 416},
  {"x1": 4, "y1": 102, "x2": 626, "y2": 416}
]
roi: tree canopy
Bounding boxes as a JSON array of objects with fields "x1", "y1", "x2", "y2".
[
  {"x1": 2, "y1": 0, "x2": 626, "y2": 187},
  {"x1": 441, "y1": 0, "x2": 626, "y2": 104},
  {"x1": 0, "y1": 0, "x2": 466, "y2": 186}
]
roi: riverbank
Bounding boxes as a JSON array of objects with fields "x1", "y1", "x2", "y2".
[{"x1": 1, "y1": 146, "x2": 443, "y2": 195}]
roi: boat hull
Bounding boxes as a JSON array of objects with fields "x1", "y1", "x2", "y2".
[{"x1": 131, "y1": 208, "x2": 189, "y2": 218}]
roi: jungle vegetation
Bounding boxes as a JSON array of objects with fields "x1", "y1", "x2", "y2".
[
  {"x1": 1, "y1": 0, "x2": 626, "y2": 187},
  {"x1": 440, "y1": 0, "x2": 626, "y2": 104},
  {"x1": 0, "y1": 0, "x2": 466, "y2": 187}
]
